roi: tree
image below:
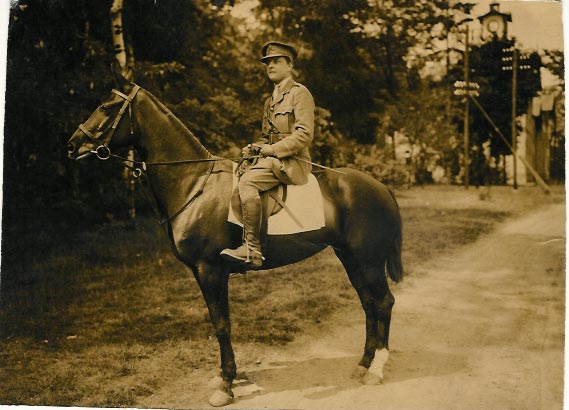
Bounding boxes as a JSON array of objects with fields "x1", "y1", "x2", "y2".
[
  {"x1": 540, "y1": 49, "x2": 563, "y2": 80},
  {"x1": 3, "y1": 1, "x2": 124, "y2": 222},
  {"x1": 110, "y1": 0, "x2": 126, "y2": 70}
]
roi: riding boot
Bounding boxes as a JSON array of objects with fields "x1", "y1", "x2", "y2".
[{"x1": 221, "y1": 198, "x2": 265, "y2": 268}]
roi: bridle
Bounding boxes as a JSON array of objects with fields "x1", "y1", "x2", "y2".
[
  {"x1": 76, "y1": 85, "x2": 141, "y2": 160},
  {"x1": 73, "y1": 83, "x2": 253, "y2": 168}
]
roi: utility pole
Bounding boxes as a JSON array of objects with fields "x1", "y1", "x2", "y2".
[
  {"x1": 463, "y1": 23, "x2": 470, "y2": 189},
  {"x1": 511, "y1": 47, "x2": 518, "y2": 189},
  {"x1": 503, "y1": 45, "x2": 531, "y2": 190},
  {"x1": 453, "y1": 16, "x2": 475, "y2": 189}
]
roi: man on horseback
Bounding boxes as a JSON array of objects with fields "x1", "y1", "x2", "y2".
[{"x1": 220, "y1": 41, "x2": 315, "y2": 268}]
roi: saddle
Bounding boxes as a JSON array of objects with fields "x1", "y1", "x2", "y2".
[{"x1": 228, "y1": 164, "x2": 325, "y2": 235}]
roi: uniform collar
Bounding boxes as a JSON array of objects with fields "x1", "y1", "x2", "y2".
[
  {"x1": 276, "y1": 77, "x2": 294, "y2": 93},
  {"x1": 271, "y1": 77, "x2": 295, "y2": 106}
]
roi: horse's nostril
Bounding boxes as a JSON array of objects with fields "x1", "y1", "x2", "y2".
[{"x1": 67, "y1": 143, "x2": 75, "y2": 154}]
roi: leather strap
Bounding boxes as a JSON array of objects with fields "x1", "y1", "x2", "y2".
[{"x1": 77, "y1": 85, "x2": 141, "y2": 145}]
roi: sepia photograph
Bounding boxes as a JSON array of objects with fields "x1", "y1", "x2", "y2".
[{"x1": 0, "y1": 0, "x2": 565, "y2": 409}]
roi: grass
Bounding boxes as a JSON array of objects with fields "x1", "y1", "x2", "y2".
[{"x1": 0, "y1": 184, "x2": 564, "y2": 406}]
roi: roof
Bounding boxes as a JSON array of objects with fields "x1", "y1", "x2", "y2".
[{"x1": 477, "y1": 3, "x2": 512, "y2": 23}]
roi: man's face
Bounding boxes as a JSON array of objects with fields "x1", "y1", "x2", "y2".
[{"x1": 265, "y1": 57, "x2": 293, "y2": 83}]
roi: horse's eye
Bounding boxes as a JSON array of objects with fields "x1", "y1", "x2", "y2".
[{"x1": 101, "y1": 105, "x2": 108, "y2": 113}]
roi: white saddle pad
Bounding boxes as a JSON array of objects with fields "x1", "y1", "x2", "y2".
[{"x1": 228, "y1": 166, "x2": 325, "y2": 235}]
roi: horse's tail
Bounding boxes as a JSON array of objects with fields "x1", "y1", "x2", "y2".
[{"x1": 386, "y1": 188, "x2": 404, "y2": 283}]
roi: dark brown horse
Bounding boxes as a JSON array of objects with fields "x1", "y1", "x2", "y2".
[{"x1": 67, "y1": 69, "x2": 403, "y2": 407}]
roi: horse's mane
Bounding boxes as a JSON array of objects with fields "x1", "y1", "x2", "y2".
[{"x1": 141, "y1": 87, "x2": 213, "y2": 158}]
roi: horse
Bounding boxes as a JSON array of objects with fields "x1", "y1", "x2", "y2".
[{"x1": 66, "y1": 68, "x2": 404, "y2": 407}]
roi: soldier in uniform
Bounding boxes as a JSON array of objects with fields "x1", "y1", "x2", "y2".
[{"x1": 221, "y1": 41, "x2": 315, "y2": 268}]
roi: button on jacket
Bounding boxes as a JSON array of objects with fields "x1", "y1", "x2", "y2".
[{"x1": 259, "y1": 77, "x2": 315, "y2": 185}]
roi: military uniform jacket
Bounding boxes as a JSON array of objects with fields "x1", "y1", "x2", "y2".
[{"x1": 259, "y1": 77, "x2": 315, "y2": 185}]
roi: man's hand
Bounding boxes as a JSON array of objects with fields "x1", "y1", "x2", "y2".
[
  {"x1": 241, "y1": 144, "x2": 253, "y2": 157},
  {"x1": 242, "y1": 143, "x2": 261, "y2": 157},
  {"x1": 260, "y1": 144, "x2": 276, "y2": 157}
]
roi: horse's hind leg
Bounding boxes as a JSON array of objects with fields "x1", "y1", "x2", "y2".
[
  {"x1": 335, "y1": 249, "x2": 394, "y2": 384},
  {"x1": 363, "y1": 271, "x2": 394, "y2": 385},
  {"x1": 335, "y1": 251, "x2": 379, "y2": 368}
]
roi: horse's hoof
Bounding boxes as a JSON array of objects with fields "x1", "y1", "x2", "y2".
[
  {"x1": 207, "y1": 375, "x2": 223, "y2": 390},
  {"x1": 362, "y1": 371, "x2": 383, "y2": 385},
  {"x1": 209, "y1": 389, "x2": 234, "y2": 407},
  {"x1": 351, "y1": 365, "x2": 368, "y2": 380}
]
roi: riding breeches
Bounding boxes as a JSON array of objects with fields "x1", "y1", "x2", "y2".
[{"x1": 238, "y1": 157, "x2": 284, "y2": 202}]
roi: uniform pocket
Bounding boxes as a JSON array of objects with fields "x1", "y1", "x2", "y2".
[{"x1": 274, "y1": 105, "x2": 294, "y2": 116}]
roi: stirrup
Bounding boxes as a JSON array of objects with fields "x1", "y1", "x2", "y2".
[
  {"x1": 245, "y1": 246, "x2": 265, "y2": 264},
  {"x1": 220, "y1": 244, "x2": 264, "y2": 266},
  {"x1": 241, "y1": 247, "x2": 264, "y2": 269}
]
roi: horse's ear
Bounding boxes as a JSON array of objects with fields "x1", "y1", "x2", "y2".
[{"x1": 111, "y1": 64, "x2": 135, "y2": 90}]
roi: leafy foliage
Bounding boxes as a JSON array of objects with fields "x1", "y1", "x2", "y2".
[
  {"x1": 540, "y1": 49, "x2": 564, "y2": 82},
  {"x1": 2, "y1": 0, "x2": 560, "y2": 230}
]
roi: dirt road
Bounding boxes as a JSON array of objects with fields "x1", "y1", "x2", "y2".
[{"x1": 221, "y1": 203, "x2": 565, "y2": 410}]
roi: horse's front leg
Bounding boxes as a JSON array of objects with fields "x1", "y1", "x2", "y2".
[{"x1": 194, "y1": 260, "x2": 236, "y2": 407}]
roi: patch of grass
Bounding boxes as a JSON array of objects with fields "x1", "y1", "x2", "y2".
[
  {"x1": 0, "y1": 185, "x2": 563, "y2": 406},
  {"x1": 401, "y1": 207, "x2": 509, "y2": 264}
]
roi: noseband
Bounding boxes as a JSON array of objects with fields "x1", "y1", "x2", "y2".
[{"x1": 76, "y1": 85, "x2": 141, "y2": 159}]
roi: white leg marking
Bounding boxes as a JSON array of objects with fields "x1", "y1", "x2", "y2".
[{"x1": 365, "y1": 348, "x2": 389, "y2": 384}]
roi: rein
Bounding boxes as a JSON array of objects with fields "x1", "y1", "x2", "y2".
[
  {"x1": 157, "y1": 160, "x2": 216, "y2": 225},
  {"x1": 104, "y1": 150, "x2": 262, "y2": 225},
  {"x1": 90, "y1": 148, "x2": 259, "y2": 176},
  {"x1": 99, "y1": 149, "x2": 243, "y2": 226}
]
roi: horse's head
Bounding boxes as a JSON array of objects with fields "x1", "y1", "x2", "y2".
[{"x1": 67, "y1": 67, "x2": 140, "y2": 161}]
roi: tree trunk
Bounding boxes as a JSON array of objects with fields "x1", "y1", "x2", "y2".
[
  {"x1": 111, "y1": 0, "x2": 136, "y2": 219},
  {"x1": 110, "y1": 0, "x2": 127, "y2": 72}
]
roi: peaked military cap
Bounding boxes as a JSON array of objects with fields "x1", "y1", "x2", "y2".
[{"x1": 260, "y1": 41, "x2": 298, "y2": 63}]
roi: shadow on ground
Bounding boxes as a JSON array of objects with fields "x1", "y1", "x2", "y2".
[{"x1": 233, "y1": 349, "x2": 467, "y2": 403}]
